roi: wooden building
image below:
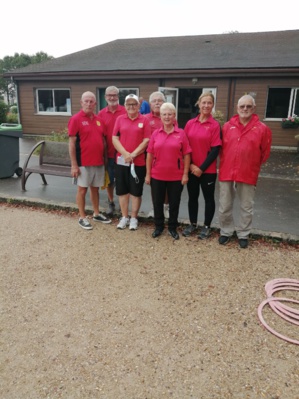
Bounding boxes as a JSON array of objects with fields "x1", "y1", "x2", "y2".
[{"x1": 4, "y1": 30, "x2": 299, "y2": 147}]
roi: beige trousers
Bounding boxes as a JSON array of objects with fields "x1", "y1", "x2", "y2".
[{"x1": 218, "y1": 181, "x2": 256, "y2": 239}]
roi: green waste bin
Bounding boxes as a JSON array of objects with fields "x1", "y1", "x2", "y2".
[{"x1": 0, "y1": 124, "x2": 23, "y2": 178}]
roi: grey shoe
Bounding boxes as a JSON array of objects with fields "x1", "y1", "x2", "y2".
[
  {"x1": 79, "y1": 217, "x2": 93, "y2": 230},
  {"x1": 93, "y1": 213, "x2": 112, "y2": 224},
  {"x1": 198, "y1": 226, "x2": 211, "y2": 240},
  {"x1": 182, "y1": 224, "x2": 197, "y2": 237}
]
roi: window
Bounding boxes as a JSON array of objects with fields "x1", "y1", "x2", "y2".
[
  {"x1": 36, "y1": 89, "x2": 71, "y2": 114},
  {"x1": 266, "y1": 88, "x2": 299, "y2": 120},
  {"x1": 118, "y1": 88, "x2": 139, "y2": 106}
]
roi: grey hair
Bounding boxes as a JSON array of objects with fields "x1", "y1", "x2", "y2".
[
  {"x1": 238, "y1": 94, "x2": 256, "y2": 106},
  {"x1": 81, "y1": 91, "x2": 96, "y2": 101},
  {"x1": 105, "y1": 86, "x2": 119, "y2": 95},
  {"x1": 149, "y1": 91, "x2": 166, "y2": 103}
]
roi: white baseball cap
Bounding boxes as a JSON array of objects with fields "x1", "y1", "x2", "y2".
[{"x1": 125, "y1": 94, "x2": 139, "y2": 103}]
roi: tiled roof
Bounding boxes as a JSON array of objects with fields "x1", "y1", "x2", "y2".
[{"x1": 6, "y1": 30, "x2": 299, "y2": 75}]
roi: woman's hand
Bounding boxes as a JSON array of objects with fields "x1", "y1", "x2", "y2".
[
  {"x1": 145, "y1": 174, "x2": 151, "y2": 185},
  {"x1": 181, "y1": 173, "x2": 189, "y2": 185},
  {"x1": 190, "y1": 163, "x2": 203, "y2": 177},
  {"x1": 124, "y1": 151, "x2": 133, "y2": 163}
]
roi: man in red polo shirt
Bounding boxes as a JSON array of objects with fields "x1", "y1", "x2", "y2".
[
  {"x1": 68, "y1": 91, "x2": 111, "y2": 230},
  {"x1": 98, "y1": 86, "x2": 126, "y2": 216},
  {"x1": 112, "y1": 94, "x2": 151, "y2": 230}
]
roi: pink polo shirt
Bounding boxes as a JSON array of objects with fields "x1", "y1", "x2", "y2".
[
  {"x1": 112, "y1": 113, "x2": 151, "y2": 166},
  {"x1": 147, "y1": 126, "x2": 192, "y2": 181},
  {"x1": 68, "y1": 110, "x2": 105, "y2": 166},
  {"x1": 98, "y1": 105, "x2": 126, "y2": 158},
  {"x1": 184, "y1": 115, "x2": 221, "y2": 174}
]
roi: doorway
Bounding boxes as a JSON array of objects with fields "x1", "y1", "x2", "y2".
[{"x1": 178, "y1": 88, "x2": 202, "y2": 128}]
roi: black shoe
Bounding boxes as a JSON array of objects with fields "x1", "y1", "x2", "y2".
[
  {"x1": 198, "y1": 226, "x2": 211, "y2": 240},
  {"x1": 152, "y1": 228, "x2": 163, "y2": 238},
  {"x1": 168, "y1": 229, "x2": 179, "y2": 240},
  {"x1": 218, "y1": 235, "x2": 230, "y2": 245},
  {"x1": 182, "y1": 224, "x2": 197, "y2": 237},
  {"x1": 238, "y1": 238, "x2": 248, "y2": 249}
]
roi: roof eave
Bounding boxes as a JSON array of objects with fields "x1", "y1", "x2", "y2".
[{"x1": 6, "y1": 67, "x2": 299, "y2": 82}]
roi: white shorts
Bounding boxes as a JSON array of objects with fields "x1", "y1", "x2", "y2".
[{"x1": 78, "y1": 166, "x2": 105, "y2": 188}]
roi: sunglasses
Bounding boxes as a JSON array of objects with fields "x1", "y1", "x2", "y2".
[{"x1": 239, "y1": 104, "x2": 253, "y2": 109}]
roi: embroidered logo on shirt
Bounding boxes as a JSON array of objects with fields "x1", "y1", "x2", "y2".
[
  {"x1": 96, "y1": 121, "x2": 101, "y2": 126},
  {"x1": 82, "y1": 121, "x2": 89, "y2": 126},
  {"x1": 138, "y1": 123, "x2": 144, "y2": 128}
]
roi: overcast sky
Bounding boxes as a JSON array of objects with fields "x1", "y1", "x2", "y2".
[{"x1": 1, "y1": 0, "x2": 298, "y2": 59}]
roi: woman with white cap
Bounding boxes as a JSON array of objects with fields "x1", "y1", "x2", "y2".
[{"x1": 112, "y1": 94, "x2": 151, "y2": 231}]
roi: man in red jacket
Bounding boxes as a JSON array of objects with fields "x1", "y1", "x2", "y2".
[{"x1": 218, "y1": 94, "x2": 272, "y2": 248}]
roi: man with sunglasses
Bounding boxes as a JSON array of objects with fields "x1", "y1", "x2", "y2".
[{"x1": 218, "y1": 94, "x2": 272, "y2": 249}]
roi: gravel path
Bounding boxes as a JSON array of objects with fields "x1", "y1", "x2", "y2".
[{"x1": 1, "y1": 204, "x2": 299, "y2": 399}]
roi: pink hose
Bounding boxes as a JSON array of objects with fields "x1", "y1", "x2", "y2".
[{"x1": 257, "y1": 278, "x2": 299, "y2": 345}]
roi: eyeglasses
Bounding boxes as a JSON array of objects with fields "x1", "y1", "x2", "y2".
[
  {"x1": 106, "y1": 94, "x2": 118, "y2": 98},
  {"x1": 151, "y1": 99, "x2": 164, "y2": 104},
  {"x1": 126, "y1": 103, "x2": 138, "y2": 107},
  {"x1": 239, "y1": 104, "x2": 253, "y2": 109}
]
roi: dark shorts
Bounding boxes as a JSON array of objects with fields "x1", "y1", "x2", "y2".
[
  {"x1": 107, "y1": 158, "x2": 115, "y2": 186},
  {"x1": 115, "y1": 164, "x2": 146, "y2": 197}
]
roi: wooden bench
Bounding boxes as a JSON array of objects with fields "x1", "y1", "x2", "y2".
[{"x1": 21, "y1": 140, "x2": 72, "y2": 191}]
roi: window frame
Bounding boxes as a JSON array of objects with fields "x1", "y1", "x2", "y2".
[
  {"x1": 265, "y1": 87, "x2": 299, "y2": 121},
  {"x1": 35, "y1": 88, "x2": 71, "y2": 115}
]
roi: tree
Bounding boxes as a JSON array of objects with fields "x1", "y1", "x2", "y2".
[{"x1": 0, "y1": 52, "x2": 53, "y2": 106}]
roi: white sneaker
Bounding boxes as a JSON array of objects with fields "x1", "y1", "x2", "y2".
[
  {"x1": 117, "y1": 217, "x2": 129, "y2": 229},
  {"x1": 164, "y1": 204, "x2": 169, "y2": 219},
  {"x1": 147, "y1": 209, "x2": 154, "y2": 218},
  {"x1": 129, "y1": 217, "x2": 138, "y2": 230}
]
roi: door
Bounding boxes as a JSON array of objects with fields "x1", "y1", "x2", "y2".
[{"x1": 158, "y1": 87, "x2": 178, "y2": 110}]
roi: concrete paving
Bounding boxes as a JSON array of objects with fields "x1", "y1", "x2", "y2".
[{"x1": 0, "y1": 137, "x2": 298, "y2": 241}]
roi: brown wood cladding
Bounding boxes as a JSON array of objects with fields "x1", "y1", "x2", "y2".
[{"x1": 18, "y1": 77, "x2": 299, "y2": 147}]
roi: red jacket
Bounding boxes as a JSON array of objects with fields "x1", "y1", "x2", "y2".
[{"x1": 219, "y1": 114, "x2": 272, "y2": 185}]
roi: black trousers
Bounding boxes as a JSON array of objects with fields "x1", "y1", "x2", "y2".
[
  {"x1": 151, "y1": 178, "x2": 183, "y2": 230},
  {"x1": 186, "y1": 172, "x2": 217, "y2": 226}
]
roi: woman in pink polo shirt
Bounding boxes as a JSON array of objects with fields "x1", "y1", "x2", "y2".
[
  {"x1": 145, "y1": 103, "x2": 191, "y2": 240},
  {"x1": 182, "y1": 92, "x2": 222, "y2": 240}
]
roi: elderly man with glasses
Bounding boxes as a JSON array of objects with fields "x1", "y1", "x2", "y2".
[
  {"x1": 98, "y1": 86, "x2": 126, "y2": 215},
  {"x1": 218, "y1": 94, "x2": 272, "y2": 249}
]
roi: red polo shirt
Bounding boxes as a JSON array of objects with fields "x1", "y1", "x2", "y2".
[
  {"x1": 98, "y1": 105, "x2": 126, "y2": 158},
  {"x1": 147, "y1": 126, "x2": 192, "y2": 181},
  {"x1": 113, "y1": 114, "x2": 151, "y2": 166},
  {"x1": 144, "y1": 113, "x2": 163, "y2": 134},
  {"x1": 68, "y1": 110, "x2": 105, "y2": 166},
  {"x1": 184, "y1": 115, "x2": 221, "y2": 174}
]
